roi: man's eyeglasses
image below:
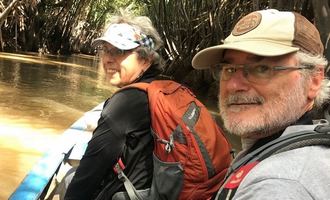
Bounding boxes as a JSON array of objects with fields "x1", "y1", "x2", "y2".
[
  {"x1": 212, "y1": 63, "x2": 314, "y2": 84},
  {"x1": 99, "y1": 47, "x2": 130, "y2": 57}
]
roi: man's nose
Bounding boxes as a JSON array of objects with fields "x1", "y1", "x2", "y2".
[{"x1": 224, "y1": 69, "x2": 250, "y2": 91}]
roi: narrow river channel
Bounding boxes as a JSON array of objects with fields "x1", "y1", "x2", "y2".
[{"x1": 0, "y1": 52, "x2": 115, "y2": 199}]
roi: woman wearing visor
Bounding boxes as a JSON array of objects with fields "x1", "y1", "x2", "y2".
[{"x1": 64, "y1": 10, "x2": 163, "y2": 200}]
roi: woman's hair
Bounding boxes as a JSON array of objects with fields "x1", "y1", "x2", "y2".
[
  {"x1": 297, "y1": 51, "x2": 330, "y2": 108},
  {"x1": 107, "y1": 8, "x2": 165, "y2": 71}
]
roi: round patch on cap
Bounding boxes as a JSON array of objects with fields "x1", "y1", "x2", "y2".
[{"x1": 232, "y1": 12, "x2": 262, "y2": 36}]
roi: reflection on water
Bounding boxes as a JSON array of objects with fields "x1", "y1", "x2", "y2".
[{"x1": 0, "y1": 52, "x2": 115, "y2": 199}]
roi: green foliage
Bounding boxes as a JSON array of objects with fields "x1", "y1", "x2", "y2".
[
  {"x1": 0, "y1": 0, "x2": 329, "y2": 107},
  {"x1": 0, "y1": 0, "x2": 145, "y2": 54},
  {"x1": 0, "y1": 0, "x2": 329, "y2": 67}
]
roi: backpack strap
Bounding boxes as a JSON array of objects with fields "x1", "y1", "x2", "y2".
[
  {"x1": 119, "y1": 82, "x2": 150, "y2": 92},
  {"x1": 110, "y1": 83, "x2": 150, "y2": 200},
  {"x1": 113, "y1": 158, "x2": 143, "y2": 200},
  {"x1": 214, "y1": 124, "x2": 330, "y2": 200}
]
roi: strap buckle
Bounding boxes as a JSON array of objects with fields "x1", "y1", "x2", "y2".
[{"x1": 113, "y1": 158, "x2": 126, "y2": 174}]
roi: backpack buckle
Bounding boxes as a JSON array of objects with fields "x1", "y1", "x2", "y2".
[
  {"x1": 314, "y1": 124, "x2": 330, "y2": 133},
  {"x1": 165, "y1": 134, "x2": 175, "y2": 153},
  {"x1": 113, "y1": 158, "x2": 126, "y2": 174}
]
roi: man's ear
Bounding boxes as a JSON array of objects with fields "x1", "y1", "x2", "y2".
[{"x1": 308, "y1": 67, "x2": 324, "y2": 100}]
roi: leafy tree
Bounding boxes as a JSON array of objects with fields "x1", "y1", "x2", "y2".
[
  {"x1": 0, "y1": 0, "x2": 329, "y2": 103},
  {"x1": 0, "y1": 0, "x2": 144, "y2": 54},
  {"x1": 0, "y1": 0, "x2": 20, "y2": 50}
]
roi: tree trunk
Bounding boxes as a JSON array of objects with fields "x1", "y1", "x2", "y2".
[
  {"x1": 312, "y1": 0, "x2": 330, "y2": 62},
  {"x1": 253, "y1": 0, "x2": 259, "y2": 10},
  {"x1": 15, "y1": 18, "x2": 17, "y2": 51},
  {"x1": 0, "y1": 29, "x2": 2, "y2": 51},
  {"x1": 0, "y1": 0, "x2": 19, "y2": 23},
  {"x1": 0, "y1": 0, "x2": 19, "y2": 51}
]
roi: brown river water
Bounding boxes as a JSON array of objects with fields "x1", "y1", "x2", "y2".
[{"x1": 0, "y1": 52, "x2": 116, "y2": 199}]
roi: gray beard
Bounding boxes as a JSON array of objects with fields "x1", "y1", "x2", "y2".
[{"x1": 219, "y1": 77, "x2": 308, "y2": 139}]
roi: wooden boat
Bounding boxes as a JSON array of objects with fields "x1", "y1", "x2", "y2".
[{"x1": 9, "y1": 102, "x2": 104, "y2": 200}]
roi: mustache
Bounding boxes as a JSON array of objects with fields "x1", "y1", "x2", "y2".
[{"x1": 225, "y1": 94, "x2": 265, "y2": 105}]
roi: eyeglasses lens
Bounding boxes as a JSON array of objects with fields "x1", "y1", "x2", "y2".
[
  {"x1": 100, "y1": 47, "x2": 125, "y2": 57},
  {"x1": 218, "y1": 64, "x2": 273, "y2": 84}
]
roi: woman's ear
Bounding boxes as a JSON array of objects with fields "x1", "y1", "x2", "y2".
[
  {"x1": 141, "y1": 56, "x2": 153, "y2": 70},
  {"x1": 135, "y1": 49, "x2": 153, "y2": 70},
  {"x1": 308, "y1": 67, "x2": 324, "y2": 100}
]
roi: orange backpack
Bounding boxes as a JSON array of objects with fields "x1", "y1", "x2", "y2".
[{"x1": 114, "y1": 80, "x2": 232, "y2": 200}]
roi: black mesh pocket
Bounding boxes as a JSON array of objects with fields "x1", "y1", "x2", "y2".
[{"x1": 149, "y1": 153, "x2": 184, "y2": 200}]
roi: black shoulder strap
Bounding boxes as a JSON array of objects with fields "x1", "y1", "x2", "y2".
[{"x1": 214, "y1": 124, "x2": 330, "y2": 200}]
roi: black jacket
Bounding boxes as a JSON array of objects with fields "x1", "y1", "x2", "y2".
[{"x1": 65, "y1": 67, "x2": 159, "y2": 200}]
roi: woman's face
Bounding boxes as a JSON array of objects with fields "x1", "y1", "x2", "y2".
[{"x1": 101, "y1": 43, "x2": 150, "y2": 87}]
